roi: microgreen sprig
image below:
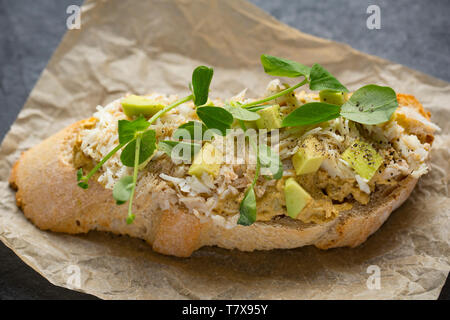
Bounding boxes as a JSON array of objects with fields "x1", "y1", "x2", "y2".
[
  {"x1": 237, "y1": 125, "x2": 260, "y2": 226},
  {"x1": 77, "y1": 65, "x2": 214, "y2": 224},
  {"x1": 340, "y1": 85, "x2": 398, "y2": 124},
  {"x1": 126, "y1": 134, "x2": 141, "y2": 224},
  {"x1": 77, "y1": 55, "x2": 399, "y2": 228},
  {"x1": 256, "y1": 54, "x2": 398, "y2": 127},
  {"x1": 239, "y1": 54, "x2": 348, "y2": 110},
  {"x1": 224, "y1": 103, "x2": 260, "y2": 121},
  {"x1": 237, "y1": 159, "x2": 259, "y2": 226},
  {"x1": 241, "y1": 79, "x2": 309, "y2": 109},
  {"x1": 158, "y1": 140, "x2": 201, "y2": 162},
  {"x1": 189, "y1": 55, "x2": 345, "y2": 137},
  {"x1": 196, "y1": 106, "x2": 234, "y2": 135},
  {"x1": 77, "y1": 97, "x2": 191, "y2": 188},
  {"x1": 236, "y1": 121, "x2": 283, "y2": 226},
  {"x1": 234, "y1": 54, "x2": 398, "y2": 226},
  {"x1": 77, "y1": 143, "x2": 125, "y2": 189},
  {"x1": 282, "y1": 102, "x2": 341, "y2": 127}
]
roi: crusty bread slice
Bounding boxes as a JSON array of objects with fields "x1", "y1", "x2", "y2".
[{"x1": 8, "y1": 94, "x2": 430, "y2": 257}]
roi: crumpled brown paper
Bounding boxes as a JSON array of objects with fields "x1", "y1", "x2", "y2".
[{"x1": 0, "y1": 0, "x2": 449, "y2": 300}]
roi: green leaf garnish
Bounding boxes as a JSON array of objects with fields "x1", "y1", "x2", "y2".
[
  {"x1": 224, "y1": 104, "x2": 260, "y2": 121},
  {"x1": 126, "y1": 214, "x2": 136, "y2": 225},
  {"x1": 77, "y1": 181, "x2": 89, "y2": 189},
  {"x1": 246, "y1": 105, "x2": 271, "y2": 112},
  {"x1": 261, "y1": 54, "x2": 310, "y2": 78},
  {"x1": 158, "y1": 140, "x2": 201, "y2": 162},
  {"x1": 113, "y1": 176, "x2": 134, "y2": 205},
  {"x1": 196, "y1": 106, "x2": 234, "y2": 136},
  {"x1": 120, "y1": 130, "x2": 156, "y2": 167},
  {"x1": 340, "y1": 85, "x2": 398, "y2": 125},
  {"x1": 77, "y1": 169, "x2": 89, "y2": 189},
  {"x1": 118, "y1": 116, "x2": 150, "y2": 144},
  {"x1": 237, "y1": 187, "x2": 257, "y2": 226},
  {"x1": 77, "y1": 66, "x2": 214, "y2": 224},
  {"x1": 124, "y1": 134, "x2": 143, "y2": 224},
  {"x1": 75, "y1": 59, "x2": 400, "y2": 229},
  {"x1": 258, "y1": 144, "x2": 283, "y2": 180},
  {"x1": 309, "y1": 64, "x2": 348, "y2": 92},
  {"x1": 282, "y1": 102, "x2": 341, "y2": 127},
  {"x1": 192, "y1": 66, "x2": 214, "y2": 106},
  {"x1": 173, "y1": 121, "x2": 208, "y2": 141},
  {"x1": 76, "y1": 143, "x2": 126, "y2": 189},
  {"x1": 77, "y1": 168, "x2": 83, "y2": 181},
  {"x1": 237, "y1": 132, "x2": 262, "y2": 226},
  {"x1": 241, "y1": 54, "x2": 311, "y2": 109}
]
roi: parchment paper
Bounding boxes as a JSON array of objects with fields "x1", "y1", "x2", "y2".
[{"x1": 0, "y1": 0, "x2": 449, "y2": 300}]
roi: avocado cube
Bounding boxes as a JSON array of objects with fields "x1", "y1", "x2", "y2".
[
  {"x1": 341, "y1": 140, "x2": 383, "y2": 181},
  {"x1": 188, "y1": 143, "x2": 223, "y2": 178},
  {"x1": 255, "y1": 105, "x2": 282, "y2": 130},
  {"x1": 231, "y1": 119, "x2": 258, "y2": 130},
  {"x1": 243, "y1": 120, "x2": 258, "y2": 130},
  {"x1": 319, "y1": 90, "x2": 348, "y2": 106},
  {"x1": 121, "y1": 95, "x2": 166, "y2": 118},
  {"x1": 284, "y1": 178, "x2": 312, "y2": 219},
  {"x1": 292, "y1": 136, "x2": 325, "y2": 175}
]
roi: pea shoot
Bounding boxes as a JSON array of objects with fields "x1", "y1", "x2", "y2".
[
  {"x1": 257, "y1": 54, "x2": 398, "y2": 127},
  {"x1": 77, "y1": 54, "x2": 399, "y2": 228},
  {"x1": 236, "y1": 120, "x2": 283, "y2": 226},
  {"x1": 235, "y1": 54, "x2": 398, "y2": 225},
  {"x1": 77, "y1": 65, "x2": 214, "y2": 224},
  {"x1": 236, "y1": 121, "x2": 260, "y2": 226}
]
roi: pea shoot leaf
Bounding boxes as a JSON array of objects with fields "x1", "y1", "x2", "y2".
[
  {"x1": 126, "y1": 214, "x2": 135, "y2": 225},
  {"x1": 173, "y1": 121, "x2": 208, "y2": 141},
  {"x1": 113, "y1": 176, "x2": 134, "y2": 205},
  {"x1": 118, "y1": 116, "x2": 150, "y2": 144},
  {"x1": 192, "y1": 66, "x2": 214, "y2": 106},
  {"x1": 120, "y1": 129, "x2": 156, "y2": 167},
  {"x1": 237, "y1": 187, "x2": 257, "y2": 226},
  {"x1": 196, "y1": 106, "x2": 234, "y2": 136},
  {"x1": 224, "y1": 104, "x2": 260, "y2": 121},
  {"x1": 76, "y1": 168, "x2": 82, "y2": 180},
  {"x1": 77, "y1": 168, "x2": 88, "y2": 189},
  {"x1": 309, "y1": 64, "x2": 348, "y2": 92},
  {"x1": 261, "y1": 54, "x2": 310, "y2": 78},
  {"x1": 282, "y1": 102, "x2": 341, "y2": 127},
  {"x1": 340, "y1": 85, "x2": 398, "y2": 125},
  {"x1": 158, "y1": 140, "x2": 201, "y2": 162}
]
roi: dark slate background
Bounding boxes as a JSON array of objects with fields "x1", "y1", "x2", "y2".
[{"x1": 0, "y1": 0, "x2": 448, "y2": 300}]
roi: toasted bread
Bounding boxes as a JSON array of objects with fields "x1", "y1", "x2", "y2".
[{"x1": 9, "y1": 94, "x2": 432, "y2": 257}]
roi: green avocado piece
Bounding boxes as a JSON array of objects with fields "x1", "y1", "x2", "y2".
[
  {"x1": 319, "y1": 90, "x2": 349, "y2": 106},
  {"x1": 121, "y1": 95, "x2": 166, "y2": 118},
  {"x1": 188, "y1": 143, "x2": 223, "y2": 178},
  {"x1": 243, "y1": 120, "x2": 258, "y2": 130},
  {"x1": 255, "y1": 104, "x2": 282, "y2": 130},
  {"x1": 284, "y1": 178, "x2": 312, "y2": 219},
  {"x1": 231, "y1": 118, "x2": 258, "y2": 130},
  {"x1": 292, "y1": 136, "x2": 325, "y2": 175},
  {"x1": 341, "y1": 140, "x2": 383, "y2": 181}
]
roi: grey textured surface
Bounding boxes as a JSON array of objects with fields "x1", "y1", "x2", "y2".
[
  {"x1": 0, "y1": 0, "x2": 96, "y2": 300},
  {"x1": 0, "y1": 0, "x2": 448, "y2": 300}
]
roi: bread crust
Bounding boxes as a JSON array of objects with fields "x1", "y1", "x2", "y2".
[{"x1": 8, "y1": 94, "x2": 429, "y2": 257}]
